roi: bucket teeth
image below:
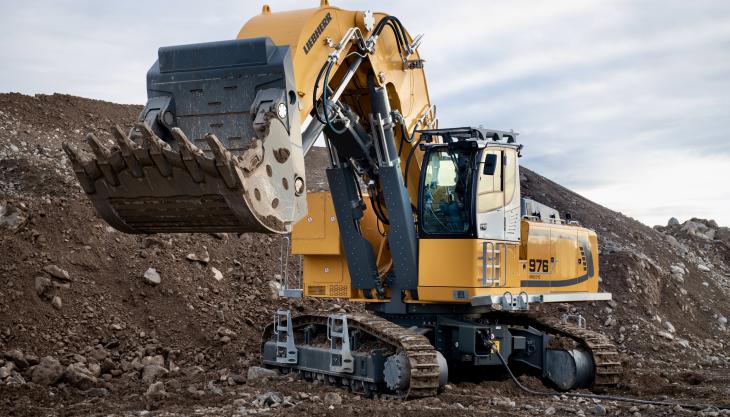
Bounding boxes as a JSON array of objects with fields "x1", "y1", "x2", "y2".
[
  {"x1": 85, "y1": 134, "x2": 111, "y2": 159},
  {"x1": 112, "y1": 126, "x2": 144, "y2": 178},
  {"x1": 135, "y1": 122, "x2": 173, "y2": 178},
  {"x1": 85, "y1": 134, "x2": 119, "y2": 186},
  {"x1": 205, "y1": 133, "x2": 240, "y2": 189},
  {"x1": 62, "y1": 143, "x2": 98, "y2": 193},
  {"x1": 171, "y1": 127, "x2": 205, "y2": 183}
]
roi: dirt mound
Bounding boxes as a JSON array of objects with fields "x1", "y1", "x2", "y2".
[{"x1": 0, "y1": 93, "x2": 728, "y2": 416}]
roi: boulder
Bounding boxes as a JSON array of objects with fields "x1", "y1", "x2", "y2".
[
  {"x1": 667, "y1": 217, "x2": 680, "y2": 226},
  {"x1": 31, "y1": 356, "x2": 64, "y2": 386},
  {"x1": 63, "y1": 363, "x2": 98, "y2": 390},
  {"x1": 141, "y1": 364, "x2": 168, "y2": 384},
  {"x1": 247, "y1": 366, "x2": 277, "y2": 381}
]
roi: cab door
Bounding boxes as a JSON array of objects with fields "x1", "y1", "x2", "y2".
[{"x1": 476, "y1": 149, "x2": 505, "y2": 240}]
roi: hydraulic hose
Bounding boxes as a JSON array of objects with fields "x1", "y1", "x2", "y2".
[
  {"x1": 403, "y1": 135, "x2": 425, "y2": 189},
  {"x1": 493, "y1": 349, "x2": 729, "y2": 411}
]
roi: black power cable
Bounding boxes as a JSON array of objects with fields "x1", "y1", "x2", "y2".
[{"x1": 493, "y1": 348, "x2": 730, "y2": 412}]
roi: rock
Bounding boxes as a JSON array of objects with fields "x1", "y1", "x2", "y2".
[
  {"x1": 667, "y1": 217, "x2": 679, "y2": 226},
  {"x1": 247, "y1": 366, "x2": 277, "y2": 381},
  {"x1": 658, "y1": 331, "x2": 674, "y2": 341},
  {"x1": 670, "y1": 265, "x2": 684, "y2": 275},
  {"x1": 34, "y1": 276, "x2": 53, "y2": 300},
  {"x1": 88, "y1": 362, "x2": 102, "y2": 377},
  {"x1": 142, "y1": 355, "x2": 165, "y2": 367},
  {"x1": 207, "y1": 380, "x2": 224, "y2": 395},
  {"x1": 43, "y1": 264, "x2": 70, "y2": 281},
  {"x1": 77, "y1": 387, "x2": 106, "y2": 398},
  {"x1": 677, "y1": 339, "x2": 691, "y2": 349},
  {"x1": 698, "y1": 264, "x2": 711, "y2": 272},
  {"x1": 4, "y1": 349, "x2": 29, "y2": 369},
  {"x1": 268, "y1": 280, "x2": 281, "y2": 300},
  {"x1": 211, "y1": 267, "x2": 223, "y2": 281},
  {"x1": 593, "y1": 404, "x2": 607, "y2": 415},
  {"x1": 718, "y1": 315, "x2": 728, "y2": 326},
  {"x1": 141, "y1": 365, "x2": 168, "y2": 384},
  {"x1": 0, "y1": 362, "x2": 14, "y2": 379},
  {"x1": 228, "y1": 373, "x2": 246, "y2": 385},
  {"x1": 255, "y1": 391, "x2": 282, "y2": 407},
  {"x1": 63, "y1": 363, "x2": 98, "y2": 390},
  {"x1": 545, "y1": 407, "x2": 556, "y2": 415},
  {"x1": 663, "y1": 321, "x2": 675, "y2": 333},
  {"x1": 31, "y1": 356, "x2": 64, "y2": 386},
  {"x1": 0, "y1": 201, "x2": 28, "y2": 231},
  {"x1": 89, "y1": 347, "x2": 110, "y2": 363},
  {"x1": 186, "y1": 247, "x2": 210, "y2": 265},
  {"x1": 142, "y1": 237, "x2": 164, "y2": 249},
  {"x1": 51, "y1": 295, "x2": 62, "y2": 310},
  {"x1": 715, "y1": 227, "x2": 730, "y2": 245},
  {"x1": 324, "y1": 392, "x2": 342, "y2": 406},
  {"x1": 143, "y1": 267, "x2": 161, "y2": 285},
  {"x1": 144, "y1": 381, "x2": 168, "y2": 402}
]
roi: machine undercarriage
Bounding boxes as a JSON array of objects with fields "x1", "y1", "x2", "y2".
[{"x1": 261, "y1": 309, "x2": 621, "y2": 398}]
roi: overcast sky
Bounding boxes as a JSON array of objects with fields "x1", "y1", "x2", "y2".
[{"x1": 1, "y1": 1, "x2": 729, "y2": 227}]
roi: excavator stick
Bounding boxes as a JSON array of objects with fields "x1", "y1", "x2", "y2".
[{"x1": 63, "y1": 37, "x2": 307, "y2": 234}]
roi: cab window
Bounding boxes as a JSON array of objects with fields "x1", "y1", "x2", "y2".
[{"x1": 421, "y1": 148, "x2": 474, "y2": 234}]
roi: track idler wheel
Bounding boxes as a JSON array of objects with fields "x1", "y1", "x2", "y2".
[{"x1": 543, "y1": 349, "x2": 594, "y2": 391}]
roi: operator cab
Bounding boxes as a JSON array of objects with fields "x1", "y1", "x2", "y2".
[{"x1": 417, "y1": 128, "x2": 522, "y2": 241}]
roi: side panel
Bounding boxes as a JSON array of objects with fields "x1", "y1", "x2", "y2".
[
  {"x1": 291, "y1": 192, "x2": 340, "y2": 255},
  {"x1": 418, "y1": 239, "x2": 521, "y2": 291},
  {"x1": 519, "y1": 221, "x2": 598, "y2": 292},
  {"x1": 416, "y1": 222, "x2": 600, "y2": 303},
  {"x1": 293, "y1": 192, "x2": 390, "y2": 299}
]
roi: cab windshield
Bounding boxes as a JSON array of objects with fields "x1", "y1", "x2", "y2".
[{"x1": 421, "y1": 147, "x2": 475, "y2": 235}]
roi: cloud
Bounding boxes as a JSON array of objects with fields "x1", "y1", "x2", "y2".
[{"x1": 1, "y1": 0, "x2": 729, "y2": 226}]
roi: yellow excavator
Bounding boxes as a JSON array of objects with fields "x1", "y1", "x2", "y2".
[{"x1": 63, "y1": 1, "x2": 621, "y2": 398}]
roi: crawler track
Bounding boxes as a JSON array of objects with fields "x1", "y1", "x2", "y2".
[{"x1": 261, "y1": 313, "x2": 441, "y2": 399}]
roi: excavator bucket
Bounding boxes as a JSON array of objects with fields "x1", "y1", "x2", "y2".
[{"x1": 63, "y1": 37, "x2": 306, "y2": 234}]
